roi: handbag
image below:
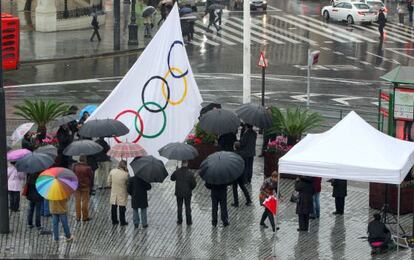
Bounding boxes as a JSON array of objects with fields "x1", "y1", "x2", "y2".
[{"x1": 21, "y1": 184, "x2": 28, "y2": 197}]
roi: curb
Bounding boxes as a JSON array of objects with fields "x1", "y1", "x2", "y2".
[{"x1": 19, "y1": 47, "x2": 145, "y2": 65}]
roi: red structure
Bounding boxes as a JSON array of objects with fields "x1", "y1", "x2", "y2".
[{"x1": 1, "y1": 13, "x2": 19, "y2": 70}]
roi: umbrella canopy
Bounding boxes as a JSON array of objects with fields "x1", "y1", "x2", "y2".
[
  {"x1": 15, "y1": 153, "x2": 54, "y2": 173},
  {"x1": 107, "y1": 142, "x2": 147, "y2": 158},
  {"x1": 208, "y1": 4, "x2": 224, "y2": 10},
  {"x1": 158, "y1": 142, "x2": 199, "y2": 160},
  {"x1": 200, "y1": 102, "x2": 221, "y2": 117},
  {"x1": 199, "y1": 151, "x2": 244, "y2": 185},
  {"x1": 36, "y1": 167, "x2": 78, "y2": 201},
  {"x1": 7, "y1": 149, "x2": 32, "y2": 161},
  {"x1": 79, "y1": 104, "x2": 97, "y2": 119},
  {"x1": 52, "y1": 115, "x2": 78, "y2": 127},
  {"x1": 235, "y1": 103, "x2": 272, "y2": 128},
  {"x1": 180, "y1": 7, "x2": 193, "y2": 15},
  {"x1": 130, "y1": 156, "x2": 168, "y2": 183},
  {"x1": 78, "y1": 119, "x2": 129, "y2": 138},
  {"x1": 34, "y1": 145, "x2": 58, "y2": 158},
  {"x1": 142, "y1": 6, "x2": 156, "y2": 17},
  {"x1": 160, "y1": 0, "x2": 173, "y2": 5},
  {"x1": 10, "y1": 122, "x2": 35, "y2": 146},
  {"x1": 63, "y1": 140, "x2": 103, "y2": 156},
  {"x1": 199, "y1": 109, "x2": 240, "y2": 135}
]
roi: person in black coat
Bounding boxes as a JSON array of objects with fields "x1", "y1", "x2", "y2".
[
  {"x1": 218, "y1": 132, "x2": 237, "y2": 152},
  {"x1": 237, "y1": 124, "x2": 257, "y2": 184},
  {"x1": 295, "y1": 177, "x2": 314, "y2": 231},
  {"x1": 377, "y1": 9, "x2": 386, "y2": 40},
  {"x1": 331, "y1": 179, "x2": 347, "y2": 215},
  {"x1": 22, "y1": 132, "x2": 35, "y2": 151},
  {"x1": 90, "y1": 13, "x2": 101, "y2": 42},
  {"x1": 128, "y1": 176, "x2": 152, "y2": 229},
  {"x1": 171, "y1": 162, "x2": 196, "y2": 225},
  {"x1": 368, "y1": 213, "x2": 391, "y2": 249},
  {"x1": 26, "y1": 172, "x2": 43, "y2": 228},
  {"x1": 56, "y1": 124, "x2": 73, "y2": 168},
  {"x1": 205, "y1": 183, "x2": 229, "y2": 227}
]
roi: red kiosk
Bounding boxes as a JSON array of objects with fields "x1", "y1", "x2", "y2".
[{"x1": 1, "y1": 13, "x2": 19, "y2": 70}]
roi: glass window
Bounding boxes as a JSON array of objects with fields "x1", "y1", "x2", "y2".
[{"x1": 354, "y1": 3, "x2": 370, "y2": 9}]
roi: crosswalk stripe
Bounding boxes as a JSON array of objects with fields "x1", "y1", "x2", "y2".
[
  {"x1": 267, "y1": 5, "x2": 281, "y2": 11},
  {"x1": 192, "y1": 33, "x2": 220, "y2": 46},
  {"x1": 285, "y1": 14, "x2": 363, "y2": 43},
  {"x1": 195, "y1": 22, "x2": 244, "y2": 44},
  {"x1": 223, "y1": 19, "x2": 285, "y2": 44},
  {"x1": 219, "y1": 23, "x2": 268, "y2": 45},
  {"x1": 297, "y1": 15, "x2": 377, "y2": 43},
  {"x1": 193, "y1": 26, "x2": 237, "y2": 45},
  {"x1": 352, "y1": 24, "x2": 407, "y2": 43},
  {"x1": 228, "y1": 17, "x2": 301, "y2": 44},
  {"x1": 385, "y1": 22, "x2": 414, "y2": 38},
  {"x1": 271, "y1": 15, "x2": 349, "y2": 43},
  {"x1": 365, "y1": 24, "x2": 414, "y2": 42},
  {"x1": 387, "y1": 21, "x2": 414, "y2": 31}
]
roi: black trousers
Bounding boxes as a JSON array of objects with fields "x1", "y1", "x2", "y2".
[
  {"x1": 9, "y1": 191, "x2": 20, "y2": 211},
  {"x1": 243, "y1": 157, "x2": 254, "y2": 183},
  {"x1": 403, "y1": 121, "x2": 413, "y2": 141},
  {"x1": 260, "y1": 208, "x2": 275, "y2": 231},
  {"x1": 409, "y1": 10, "x2": 413, "y2": 22},
  {"x1": 335, "y1": 197, "x2": 345, "y2": 214},
  {"x1": 298, "y1": 214, "x2": 309, "y2": 231},
  {"x1": 232, "y1": 178, "x2": 251, "y2": 205},
  {"x1": 111, "y1": 204, "x2": 126, "y2": 224},
  {"x1": 90, "y1": 28, "x2": 101, "y2": 41},
  {"x1": 379, "y1": 25, "x2": 384, "y2": 38},
  {"x1": 212, "y1": 194, "x2": 228, "y2": 225},
  {"x1": 177, "y1": 196, "x2": 192, "y2": 224}
]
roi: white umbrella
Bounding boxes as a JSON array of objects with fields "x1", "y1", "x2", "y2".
[{"x1": 10, "y1": 122, "x2": 35, "y2": 146}]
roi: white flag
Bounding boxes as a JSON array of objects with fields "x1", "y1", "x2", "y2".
[{"x1": 89, "y1": 3, "x2": 203, "y2": 159}]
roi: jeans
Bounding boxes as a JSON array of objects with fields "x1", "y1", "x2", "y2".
[
  {"x1": 176, "y1": 197, "x2": 192, "y2": 224},
  {"x1": 133, "y1": 207, "x2": 147, "y2": 226},
  {"x1": 41, "y1": 200, "x2": 50, "y2": 216},
  {"x1": 312, "y1": 193, "x2": 320, "y2": 218},
  {"x1": 27, "y1": 201, "x2": 41, "y2": 227},
  {"x1": 9, "y1": 191, "x2": 20, "y2": 211},
  {"x1": 52, "y1": 214, "x2": 71, "y2": 241}
]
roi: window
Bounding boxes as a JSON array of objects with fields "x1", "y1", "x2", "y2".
[{"x1": 354, "y1": 3, "x2": 370, "y2": 9}]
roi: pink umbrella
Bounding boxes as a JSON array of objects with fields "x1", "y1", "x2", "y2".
[
  {"x1": 7, "y1": 149, "x2": 32, "y2": 162},
  {"x1": 107, "y1": 143, "x2": 147, "y2": 158}
]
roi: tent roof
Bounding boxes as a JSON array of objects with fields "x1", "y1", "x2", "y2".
[
  {"x1": 380, "y1": 66, "x2": 414, "y2": 85},
  {"x1": 278, "y1": 111, "x2": 414, "y2": 184}
]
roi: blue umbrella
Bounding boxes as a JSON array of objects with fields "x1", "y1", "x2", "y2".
[
  {"x1": 79, "y1": 105, "x2": 98, "y2": 119},
  {"x1": 180, "y1": 7, "x2": 193, "y2": 15}
]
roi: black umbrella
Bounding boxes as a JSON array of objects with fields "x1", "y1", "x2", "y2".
[
  {"x1": 200, "y1": 102, "x2": 221, "y2": 117},
  {"x1": 200, "y1": 151, "x2": 244, "y2": 185},
  {"x1": 199, "y1": 108, "x2": 240, "y2": 135},
  {"x1": 34, "y1": 145, "x2": 58, "y2": 158},
  {"x1": 130, "y1": 156, "x2": 168, "y2": 183},
  {"x1": 235, "y1": 103, "x2": 272, "y2": 128},
  {"x1": 142, "y1": 6, "x2": 156, "y2": 17},
  {"x1": 78, "y1": 119, "x2": 129, "y2": 138},
  {"x1": 158, "y1": 142, "x2": 199, "y2": 160},
  {"x1": 53, "y1": 115, "x2": 78, "y2": 127},
  {"x1": 15, "y1": 153, "x2": 54, "y2": 173},
  {"x1": 63, "y1": 140, "x2": 103, "y2": 156},
  {"x1": 208, "y1": 4, "x2": 224, "y2": 10}
]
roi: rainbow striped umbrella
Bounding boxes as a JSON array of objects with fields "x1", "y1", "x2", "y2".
[{"x1": 36, "y1": 167, "x2": 78, "y2": 201}]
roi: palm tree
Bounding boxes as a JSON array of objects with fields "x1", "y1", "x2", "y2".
[
  {"x1": 268, "y1": 107, "x2": 323, "y2": 145},
  {"x1": 14, "y1": 100, "x2": 69, "y2": 139}
]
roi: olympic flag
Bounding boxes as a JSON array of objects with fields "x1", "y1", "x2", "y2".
[{"x1": 89, "y1": 3, "x2": 203, "y2": 160}]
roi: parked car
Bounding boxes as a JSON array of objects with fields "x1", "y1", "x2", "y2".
[
  {"x1": 364, "y1": 0, "x2": 388, "y2": 20},
  {"x1": 321, "y1": 1, "x2": 377, "y2": 24},
  {"x1": 234, "y1": 0, "x2": 267, "y2": 11}
]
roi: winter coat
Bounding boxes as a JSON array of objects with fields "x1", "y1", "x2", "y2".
[
  {"x1": 205, "y1": 183, "x2": 227, "y2": 199},
  {"x1": 91, "y1": 16, "x2": 99, "y2": 28},
  {"x1": 295, "y1": 178, "x2": 314, "y2": 215},
  {"x1": 218, "y1": 132, "x2": 237, "y2": 152},
  {"x1": 378, "y1": 12, "x2": 386, "y2": 26},
  {"x1": 171, "y1": 167, "x2": 196, "y2": 198},
  {"x1": 21, "y1": 138, "x2": 34, "y2": 151},
  {"x1": 259, "y1": 177, "x2": 278, "y2": 205},
  {"x1": 73, "y1": 163, "x2": 93, "y2": 192},
  {"x1": 94, "y1": 139, "x2": 111, "y2": 162},
  {"x1": 49, "y1": 199, "x2": 68, "y2": 214},
  {"x1": 331, "y1": 179, "x2": 347, "y2": 198},
  {"x1": 7, "y1": 165, "x2": 25, "y2": 192},
  {"x1": 368, "y1": 219, "x2": 390, "y2": 242},
  {"x1": 237, "y1": 128, "x2": 257, "y2": 158},
  {"x1": 127, "y1": 176, "x2": 151, "y2": 209},
  {"x1": 312, "y1": 177, "x2": 322, "y2": 193},
  {"x1": 56, "y1": 127, "x2": 72, "y2": 153},
  {"x1": 107, "y1": 168, "x2": 129, "y2": 206},
  {"x1": 26, "y1": 172, "x2": 43, "y2": 202}
]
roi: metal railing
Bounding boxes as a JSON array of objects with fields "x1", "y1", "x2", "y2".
[{"x1": 57, "y1": 4, "x2": 104, "y2": 20}]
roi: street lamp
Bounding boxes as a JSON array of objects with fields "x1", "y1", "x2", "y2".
[
  {"x1": 128, "y1": 0, "x2": 138, "y2": 45},
  {"x1": 114, "y1": 0, "x2": 121, "y2": 50}
]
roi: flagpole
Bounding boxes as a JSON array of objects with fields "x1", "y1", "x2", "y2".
[
  {"x1": 307, "y1": 49, "x2": 311, "y2": 108},
  {"x1": 243, "y1": 0, "x2": 251, "y2": 104}
]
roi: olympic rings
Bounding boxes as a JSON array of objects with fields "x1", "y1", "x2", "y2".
[
  {"x1": 167, "y1": 41, "x2": 188, "y2": 79},
  {"x1": 135, "y1": 102, "x2": 167, "y2": 138},
  {"x1": 161, "y1": 67, "x2": 188, "y2": 106},
  {"x1": 114, "y1": 109, "x2": 144, "y2": 143},
  {"x1": 141, "y1": 75, "x2": 170, "y2": 113}
]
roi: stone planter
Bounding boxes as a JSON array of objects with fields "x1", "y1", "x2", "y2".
[
  {"x1": 263, "y1": 151, "x2": 296, "y2": 179},
  {"x1": 369, "y1": 183, "x2": 414, "y2": 214},
  {"x1": 188, "y1": 143, "x2": 218, "y2": 169}
]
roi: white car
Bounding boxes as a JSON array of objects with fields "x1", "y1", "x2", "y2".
[
  {"x1": 322, "y1": 2, "x2": 377, "y2": 24},
  {"x1": 364, "y1": 0, "x2": 388, "y2": 20}
]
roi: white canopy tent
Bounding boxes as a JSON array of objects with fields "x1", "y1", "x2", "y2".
[{"x1": 276, "y1": 111, "x2": 414, "y2": 252}]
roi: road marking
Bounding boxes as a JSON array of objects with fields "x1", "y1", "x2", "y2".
[
  {"x1": 291, "y1": 94, "x2": 321, "y2": 102},
  {"x1": 352, "y1": 24, "x2": 407, "y2": 43},
  {"x1": 223, "y1": 19, "x2": 285, "y2": 44},
  {"x1": 380, "y1": 22, "x2": 414, "y2": 38},
  {"x1": 331, "y1": 97, "x2": 363, "y2": 106},
  {"x1": 324, "y1": 40, "x2": 334, "y2": 43},
  {"x1": 333, "y1": 51, "x2": 344, "y2": 55},
  {"x1": 385, "y1": 48, "x2": 414, "y2": 60},
  {"x1": 366, "y1": 51, "x2": 400, "y2": 64},
  {"x1": 374, "y1": 66, "x2": 387, "y2": 71},
  {"x1": 219, "y1": 23, "x2": 267, "y2": 44},
  {"x1": 192, "y1": 34, "x2": 220, "y2": 46},
  {"x1": 195, "y1": 21, "x2": 245, "y2": 44},
  {"x1": 193, "y1": 28, "x2": 237, "y2": 45},
  {"x1": 267, "y1": 5, "x2": 282, "y2": 11},
  {"x1": 320, "y1": 47, "x2": 331, "y2": 51},
  {"x1": 346, "y1": 56, "x2": 358, "y2": 60},
  {"x1": 4, "y1": 79, "x2": 100, "y2": 89}
]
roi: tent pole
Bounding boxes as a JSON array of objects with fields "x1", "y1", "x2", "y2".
[
  {"x1": 272, "y1": 172, "x2": 281, "y2": 257},
  {"x1": 397, "y1": 184, "x2": 400, "y2": 254}
]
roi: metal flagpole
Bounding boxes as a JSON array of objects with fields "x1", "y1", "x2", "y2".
[
  {"x1": 397, "y1": 184, "x2": 400, "y2": 253},
  {"x1": 243, "y1": 0, "x2": 251, "y2": 104},
  {"x1": 272, "y1": 172, "x2": 281, "y2": 256},
  {"x1": 306, "y1": 49, "x2": 311, "y2": 108}
]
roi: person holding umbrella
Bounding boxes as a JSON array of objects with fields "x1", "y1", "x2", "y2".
[
  {"x1": 127, "y1": 175, "x2": 152, "y2": 229},
  {"x1": 7, "y1": 161, "x2": 25, "y2": 212},
  {"x1": 73, "y1": 155, "x2": 93, "y2": 221},
  {"x1": 236, "y1": 124, "x2": 257, "y2": 184},
  {"x1": 56, "y1": 124, "x2": 73, "y2": 168},
  {"x1": 170, "y1": 161, "x2": 196, "y2": 225},
  {"x1": 95, "y1": 137, "x2": 112, "y2": 189},
  {"x1": 205, "y1": 182, "x2": 229, "y2": 227},
  {"x1": 107, "y1": 160, "x2": 129, "y2": 226},
  {"x1": 26, "y1": 172, "x2": 43, "y2": 229},
  {"x1": 50, "y1": 198, "x2": 74, "y2": 242}
]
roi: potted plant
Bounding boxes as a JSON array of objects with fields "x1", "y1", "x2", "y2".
[
  {"x1": 186, "y1": 123, "x2": 218, "y2": 169},
  {"x1": 263, "y1": 136, "x2": 293, "y2": 177}
]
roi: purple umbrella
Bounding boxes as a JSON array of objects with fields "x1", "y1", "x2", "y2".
[{"x1": 7, "y1": 149, "x2": 32, "y2": 162}]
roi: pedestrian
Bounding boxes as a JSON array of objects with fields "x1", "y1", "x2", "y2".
[
  {"x1": 207, "y1": 8, "x2": 220, "y2": 32},
  {"x1": 377, "y1": 8, "x2": 386, "y2": 40},
  {"x1": 231, "y1": 174, "x2": 252, "y2": 207},
  {"x1": 331, "y1": 179, "x2": 347, "y2": 215},
  {"x1": 205, "y1": 182, "x2": 229, "y2": 227},
  {"x1": 214, "y1": 8, "x2": 222, "y2": 26},
  {"x1": 73, "y1": 155, "x2": 93, "y2": 222},
  {"x1": 158, "y1": 3, "x2": 168, "y2": 26},
  {"x1": 107, "y1": 160, "x2": 129, "y2": 226},
  {"x1": 295, "y1": 176, "x2": 314, "y2": 232},
  {"x1": 90, "y1": 13, "x2": 101, "y2": 42},
  {"x1": 86, "y1": 152, "x2": 98, "y2": 195},
  {"x1": 21, "y1": 132, "x2": 35, "y2": 151},
  {"x1": 26, "y1": 172, "x2": 43, "y2": 229},
  {"x1": 7, "y1": 162, "x2": 25, "y2": 212},
  {"x1": 143, "y1": 9, "x2": 157, "y2": 38},
  {"x1": 95, "y1": 137, "x2": 112, "y2": 189},
  {"x1": 259, "y1": 171, "x2": 279, "y2": 232},
  {"x1": 368, "y1": 213, "x2": 391, "y2": 253},
  {"x1": 79, "y1": 111, "x2": 90, "y2": 126},
  {"x1": 408, "y1": 0, "x2": 413, "y2": 23},
  {"x1": 56, "y1": 124, "x2": 73, "y2": 168},
  {"x1": 50, "y1": 198, "x2": 74, "y2": 242},
  {"x1": 403, "y1": 120, "x2": 413, "y2": 141},
  {"x1": 236, "y1": 124, "x2": 257, "y2": 184},
  {"x1": 398, "y1": 2, "x2": 405, "y2": 26},
  {"x1": 40, "y1": 199, "x2": 51, "y2": 217},
  {"x1": 310, "y1": 177, "x2": 321, "y2": 219},
  {"x1": 128, "y1": 174, "x2": 152, "y2": 229},
  {"x1": 65, "y1": 105, "x2": 79, "y2": 135},
  {"x1": 170, "y1": 161, "x2": 196, "y2": 225}
]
